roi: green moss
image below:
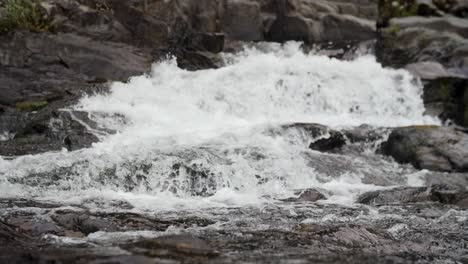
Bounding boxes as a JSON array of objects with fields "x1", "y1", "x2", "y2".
[
  {"x1": 389, "y1": 24, "x2": 401, "y2": 35},
  {"x1": 16, "y1": 100, "x2": 48, "y2": 111},
  {"x1": 395, "y1": 2, "x2": 419, "y2": 17},
  {"x1": 379, "y1": 0, "x2": 420, "y2": 24},
  {"x1": 0, "y1": 0, "x2": 52, "y2": 34},
  {"x1": 438, "y1": 78, "x2": 458, "y2": 101}
]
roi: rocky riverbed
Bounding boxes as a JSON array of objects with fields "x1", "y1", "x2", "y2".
[{"x1": 1, "y1": 0, "x2": 468, "y2": 263}]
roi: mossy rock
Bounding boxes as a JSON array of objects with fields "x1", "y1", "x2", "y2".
[
  {"x1": 423, "y1": 77, "x2": 468, "y2": 127},
  {"x1": 378, "y1": 0, "x2": 430, "y2": 27},
  {"x1": 0, "y1": 0, "x2": 52, "y2": 34},
  {"x1": 15, "y1": 101, "x2": 48, "y2": 111}
]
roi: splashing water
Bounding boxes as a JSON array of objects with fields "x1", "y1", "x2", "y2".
[{"x1": 0, "y1": 42, "x2": 439, "y2": 210}]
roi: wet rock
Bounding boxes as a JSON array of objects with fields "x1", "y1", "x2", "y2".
[
  {"x1": 358, "y1": 185, "x2": 468, "y2": 207},
  {"x1": 281, "y1": 188, "x2": 326, "y2": 202},
  {"x1": 0, "y1": 198, "x2": 61, "y2": 209},
  {"x1": 343, "y1": 125, "x2": 384, "y2": 143},
  {"x1": 6, "y1": 217, "x2": 63, "y2": 237},
  {"x1": 266, "y1": 11, "x2": 375, "y2": 44},
  {"x1": 0, "y1": 32, "x2": 151, "y2": 86},
  {"x1": 0, "y1": 110, "x2": 100, "y2": 156},
  {"x1": 377, "y1": 21, "x2": 468, "y2": 74},
  {"x1": 376, "y1": 0, "x2": 468, "y2": 126},
  {"x1": 433, "y1": 0, "x2": 468, "y2": 18},
  {"x1": 309, "y1": 132, "x2": 346, "y2": 152},
  {"x1": 0, "y1": 220, "x2": 31, "y2": 245},
  {"x1": 188, "y1": 32, "x2": 225, "y2": 53},
  {"x1": 89, "y1": 256, "x2": 161, "y2": 264},
  {"x1": 132, "y1": 234, "x2": 219, "y2": 257},
  {"x1": 381, "y1": 126, "x2": 468, "y2": 172},
  {"x1": 222, "y1": 0, "x2": 263, "y2": 41},
  {"x1": 52, "y1": 213, "x2": 119, "y2": 235},
  {"x1": 296, "y1": 224, "x2": 396, "y2": 248},
  {"x1": 51, "y1": 211, "x2": 216, "y2": 235},
  {"x1": 423, "y1": 77, "x2": 468, "y2": 127},
  {"x1": 278, "y1": 123, "x2": 329, "y2": 139}
]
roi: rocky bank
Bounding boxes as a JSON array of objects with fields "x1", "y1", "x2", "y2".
[{"x1": 1, "y1": 0, "x2": 468, "y2": 263}]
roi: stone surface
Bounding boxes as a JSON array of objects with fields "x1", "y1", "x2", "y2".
[
  {"x1": 376, "y1": 1, "x2": 468, "y2": 127},
  {"x1": 381, "y1": 126, "x2": 468, "y2": 172},
  {"x1": 423, "y1": 77, "x2": 468, "y2": 127},
  {"x1": 281, "y1": 188, "x2": 327, "y2": 202},
  {"x1": 358, "y1": 185, "x2": 468, "y2": 208},
  {"x1": 309, "y1": 132, "x2": 346, "y2": 152}
]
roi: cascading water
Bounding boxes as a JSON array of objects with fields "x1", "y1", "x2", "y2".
[
  {"x1": 3, "y1": 42, "x2": 468, "y2": 263},
  {"x1": 0, "y1": 42, "x2": 439, "y2": 210}
]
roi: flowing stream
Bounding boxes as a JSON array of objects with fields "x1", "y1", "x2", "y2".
[
  {"x1": 3, "y1": 43, "x2": 467, "y2": 262},
  {"x1": 0, "y1": 42, "x2": 440, "y2": 209}
]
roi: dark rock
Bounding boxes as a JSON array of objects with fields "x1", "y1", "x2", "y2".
[
  {"x1": 281, "y1": 188, "x2": 326, "y2": 202},
  {"x1": 320, "y1": 14, "x2": 376, "y2": 43},
  {"x1": 295, "y1": 224, "x2": 395, "y2": 248},
  {"x1": 433, "y1": 0, "x2": 468, "y2": 18},
  {"x1": 343, "y1": 125, "x2": 384, "y2": 143},
  {"x1": 89, "y1": 256, "x2": 158, "y2": 264},
  {"x1": 358, "y1": 185, "x2": 468, "y2": 207},
  {"x1": 423, "y1": 77, "x2": 468, "y2": 127},
  {"x1": 376, "y1": 2, "x2": 468, "y2": 127},
  {"x1": 0, "y1": 220, "x2": 31, "y2": 245},
  {"x1": 381, "y1": 126, "x2": 468, "y2": 172},
  {"x1": 222, "y1": 0, "x2": 263, "y2": 41},
  {"x1": 279, "y1": 123, "x2": 330, "y2": 139},
  {"x1": 6, "y1": 217, "x2": 64, "y2": 237},
  {"x1": 376, "y1": 23, "x2": 468, "y2": 74},
  {"x1": 52, "y1": 213, "x2": 119, "y2": 235},
  {"x1": 309, "y1": 132, "x2": 346, "y2": 152},
  {"x1": 263, "y1": 0, "x2": 376, "y2": 44},
  {"x1": 133, "y1": 234, "x2": 219, "y2": 257},
  {"x1": 0, "y1": 110, "x2": 101, "y2": 156},
  {"x1": 188, "y1": 32, "x2": 225, "y2": 53}
]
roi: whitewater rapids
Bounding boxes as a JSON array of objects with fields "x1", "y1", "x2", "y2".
[{"x1": 0, "y1": 42, "x2": 439, "y2": 211}]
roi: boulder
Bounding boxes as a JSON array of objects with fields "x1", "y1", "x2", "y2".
[
  {"x1": 0, "y1": 110, "x2": 100, "y2": 156},
  {"x1": 265, "y1": 2, "x2": 376, "y2": 44},
  {"x1": 133, "y1": 234, "x2": 219, "y2": 257},
  {"x1": 433, "y1": 0, "x2": 468, "y2": 18},
  {"x1": 381, "y1": 126, "x2": 468, "y2": 172},
  {"x1": 222, "y1": 0, "x2": 263, "y2": 41},
  {"x1": 376, "y1": 21, "x2": 468, "y2": 73},
  {"x1": 376, "y1": 6, "x2": 468, "y2": 127},
  {"x1": 309, "y1": 132, "x2": 346, "y2": 152},
  {"x1": 280, "y1": 188, "x2": 327, "y2": 202},
  {"x1": 423, "y1": 77, "x2": 468, "y2": 127},
  {"x1": 358, "y1": 185, "x2": 468, "y2": 208}
]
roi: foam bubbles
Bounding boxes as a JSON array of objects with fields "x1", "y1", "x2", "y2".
[{"x1": 0, "y1": 42, "x2": 438, "y2": 210}]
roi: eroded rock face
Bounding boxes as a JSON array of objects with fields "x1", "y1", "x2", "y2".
[
  {"x1": 264, "y1": 0, "x2": 376, "y2": 44},
  {"x1": 381, "y1": 126, "x2": 468, "y2": 172}
]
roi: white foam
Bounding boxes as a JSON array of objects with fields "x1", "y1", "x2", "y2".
[{"x1": 0, "y1": 42, "x2": 439, "y2": 210}]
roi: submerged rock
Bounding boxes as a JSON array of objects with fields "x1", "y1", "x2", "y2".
[
  {"x1": 381, "y1": 126, "x2": 468, "y2": 172},
  {"x1": 309, "y1": 132, "x2": 346, "y2": 152}
]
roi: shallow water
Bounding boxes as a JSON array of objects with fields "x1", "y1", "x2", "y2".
[{"x1": 1, "y1": 42, "x2": 466, "y2": 263}]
